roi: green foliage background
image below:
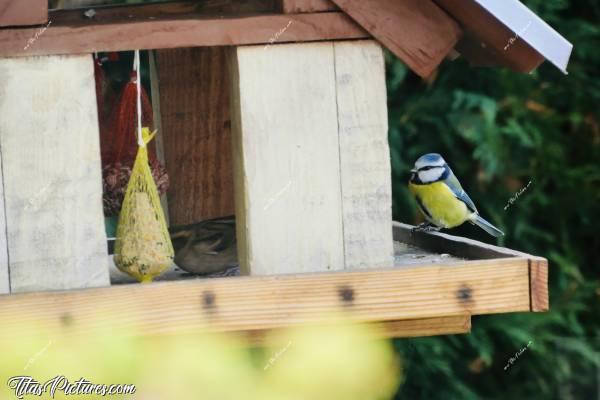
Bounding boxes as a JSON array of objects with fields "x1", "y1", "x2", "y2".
[{"x1": 387, "y1": 1, "x2": 599, "y2": 399}]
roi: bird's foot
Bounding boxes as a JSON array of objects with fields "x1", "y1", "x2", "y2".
[{"x1": 412, "y1": 222, "x2": 442, "y2": 233}]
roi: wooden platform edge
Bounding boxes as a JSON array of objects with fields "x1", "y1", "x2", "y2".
[
  {"x1": 239, "y1": 315, "x2": 471, "y2": 344},
  {"x1": 0, "y1": 257, "x2": 530, "y2": 340},
  {"x1": 393, "y1": 222, "x2": 549, "y2": 313}
]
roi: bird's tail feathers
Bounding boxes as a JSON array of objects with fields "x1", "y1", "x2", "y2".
[{"x1": 471, "y1": 215, "x2": 504, "y2": 237}]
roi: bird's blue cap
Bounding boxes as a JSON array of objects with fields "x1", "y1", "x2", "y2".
[
  {"x1": 416, "y1": 153, "x2": 443, "y2": 163},
  {"x1": 414, "y1": 153, "x2": 446, "y2": 170}
]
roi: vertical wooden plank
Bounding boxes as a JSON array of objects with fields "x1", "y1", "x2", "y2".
[
  {"x1": 334, "y1": 40, "x2": 393, "y2": 269},
  {"x1": 230, "y1": 42, "x2": 345, "y2": 275},
  {"x1": 228, "y1": 51, "x2": 249, "y2": 275},
  {"x1": 329, "y1": 0, "x2": 462, "y2": 77},
  {"x1": 154, "y1": 47, "x2": 235, "y2": 226},
  {"x1": 280, "y1": 0, "x2": 337, "y2": 13},
  {"x1": 0, "y1": 154, "x2": 9, "y2": 294},
  {"x1": 0, "y1": 0, "x2": 47, "y2": 27},
  {"x1": 0, "y1": 54, "x2": 110, "y2": 293}
]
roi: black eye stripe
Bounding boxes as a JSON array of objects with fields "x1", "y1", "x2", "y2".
[{"x1": 418, "y1": 165, "x2": 441, "y2": 171}]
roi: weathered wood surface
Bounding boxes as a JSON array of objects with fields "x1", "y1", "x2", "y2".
[
  {"x1": 0, "y1": 0, "x2": 47, "y2": 27},
  {"x1": 0, "y1": 12, "x2": 368, "y2": 58},
  {"x1": 334, "y1": 40, "x2": 393, "y2": 269},
  {"x1": 280, "y1": 0, "x2": 337, "y2": 13},
  {"x1": 433, "y1": 0, "x2": 544, "y2": 72},
  {"x1": 329, "y1": 0, "x2": 462, "y2": 77},
  {"x1": 0, "y1": 257, "x2": 530, "y2": 340},
  {"x1": 230, "y1": 42, "x2": 345, "y2": 275},
  {"x1": 0, "y1": 153, "x2": 8, "y2": 294},
  {"x1": 0, "y1": 54, "x2": 110, "y2": 293},
  {"x1": 154, "y1": 47, "x2": 235, "y2": 226}
]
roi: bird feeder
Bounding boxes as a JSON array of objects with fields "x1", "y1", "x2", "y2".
[{"x1": 0, "y1": 0, "x2": 572, "y2": 341}]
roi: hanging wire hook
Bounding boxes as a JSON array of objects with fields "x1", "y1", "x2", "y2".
[{"x1": 133, "y1": 50, "x2": 144, "y2": 148}]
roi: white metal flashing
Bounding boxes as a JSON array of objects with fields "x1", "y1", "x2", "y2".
[{"x1": 474, "y1": 0, "x2": 573, "y2": 73}]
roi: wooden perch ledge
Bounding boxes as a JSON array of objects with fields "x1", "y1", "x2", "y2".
[{"x1": 0, "y1": 223, "x2": 548, "y2": 342}]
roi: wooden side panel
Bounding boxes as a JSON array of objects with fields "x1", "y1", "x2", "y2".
[
  {"x1": 280, "y1": 0, "x2": 337, "y2": 13},
  {"x1": 334, "y1": 40, "x2": 393, "y2": 269},
  {"x1": 0, "y1": 54, "x2": 110, "y2": 293},
  {"x1": 154, "y1": 48, "x2": 234, "y2": 226},
  {"x1": 330, "y1": 0, "x2": 462, "y2": 77},
  {"x1": 0, "y1": 154, "x2": 8, "y2": 294},
  {"x1": 230, "y1": 42, "x2": 345, "y2": 275},
  {"x1": 0, "y1": 258, "x2": 530, "y2": 340},
  {"x1": 529, "y1": 258, "x2": 549, "y2": 312},
  {"x1": 0, "y1": 0, "x2": 47, "y2": 27}
]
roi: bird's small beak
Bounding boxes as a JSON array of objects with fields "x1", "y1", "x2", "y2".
[{"x1": 410, "y1": 169, "x2": 417, "y2": 173}]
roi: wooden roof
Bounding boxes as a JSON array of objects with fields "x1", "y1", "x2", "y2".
[
  {"x1": 0, "y1": 0, "x2": 572, "y2": 77},
  {"x1": 331, "y1": 0, "x2": 572, "y2": 75},
  {"x1": 434, "y1": 0, "x2": 572, "y2": 74}
]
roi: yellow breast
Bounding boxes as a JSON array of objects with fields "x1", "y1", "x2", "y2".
[{"x1": 409, "y1": 182, "x2": 473, "y2": 228}]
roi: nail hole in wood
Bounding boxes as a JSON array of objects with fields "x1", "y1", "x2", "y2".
[
  {"x1": 338, "y1": 285, "x2": 354, "y2": 305},
  {"x1": 202, "y1": 290, "x2": 216, "y2": 312},
  {"x1": 456, "y1": 285, "x2": 473, "y2": 304}
]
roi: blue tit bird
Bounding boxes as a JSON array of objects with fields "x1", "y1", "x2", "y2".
[{"x1": 408, "y1": 153, "x2": 504, "y2": 237}]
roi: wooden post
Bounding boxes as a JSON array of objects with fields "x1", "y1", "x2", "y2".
[
  {"x1": 153, "y1": 47, "x2": 235, "y2": 226},
  {"x1": 0, "y1": 54, "x2": 110, "y2": 293},
  {"x1": 230, "y1": 41, "x2": 345, "y2": 275},
  {"x1": 335, "y1": 40, "x2": 393, "y2": 269},
  {"x1": 230, "y1": 40, "x2": 393, "y2": 275}
]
